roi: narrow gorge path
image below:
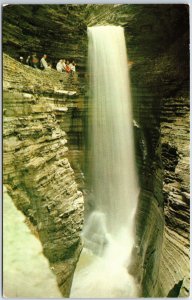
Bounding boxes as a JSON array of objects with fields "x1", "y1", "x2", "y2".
[{"x1": 3, "y1": 186, "x2": 62, "y2": 298}]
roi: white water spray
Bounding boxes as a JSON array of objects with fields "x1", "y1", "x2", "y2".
[{"x1": 71, "y1": 25, "x2": 139, "y2": 298}]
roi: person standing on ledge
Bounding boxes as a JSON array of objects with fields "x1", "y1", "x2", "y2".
[
  {"x1": 65, "y1": 60, "x2": 71, "y2": 73},
  {"x1": 31, "y1": 53, "x2": 39, "y2": 69},
  {"x1": 56, "y1": 59, "x2": 64, "y2": 72},
  {"x1": 19, "y1": 56, "x2": 24, "y2": 64},
  {"x1": 62, "y1": 59, "x2": 67, "y2": 71},
  {"x1": 69, "y1": 61, "x2": 76, "y2": 73},
  {"x1": 26, "y1": 55, "x2": 32, "y2": 66},
  {"x1": 40, "y1": 54, "x2": 49, "y2": 69}
]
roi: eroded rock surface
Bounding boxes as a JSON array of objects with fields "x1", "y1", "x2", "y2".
[
  {"x1": 158, "y1": 97, "x2": 190, "y2": 297},
  {"x1": 3, "y1": 54, "x2": 84, "y2": 297}
]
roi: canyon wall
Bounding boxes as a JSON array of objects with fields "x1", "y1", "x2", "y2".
[
  {"x1": 128, "y1": 6, "x2": 189, "y2": 296},
  {"x1": 3, "y1": 4, "x2": 190, "y2": 297},
  {"x1": 3, "y1": 54, "x2": 84, "y2": 297},
  {"x1": 158, "y1": 96, "x2": 190, "y2": 297}
]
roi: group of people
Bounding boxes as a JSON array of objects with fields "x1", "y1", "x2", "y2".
[
  {"x1": 19, "y1": 54, "x2": 77, "y2": 74},
  {"x1": 22, "y1": 54, "x2": 51, "y2": 69},
  {"x1": 56, "y1": 59, "x2": 76, "y2": 74}
]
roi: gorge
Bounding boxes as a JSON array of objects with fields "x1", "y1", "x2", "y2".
[{"x1": 3, "y1": 4, "x2": 190, "y2": 298}]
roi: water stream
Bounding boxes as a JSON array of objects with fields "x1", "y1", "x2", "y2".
[{"x1": 71, "y1": 25, "x2": 139, "y2": 298}]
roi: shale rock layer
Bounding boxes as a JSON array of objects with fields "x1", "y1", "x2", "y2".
[
  {"x1": 158, "y1": 97, "x2": 190, "y2": 297},
  {"x1": 3, "y1": 54, "x2": 84, "y2": 297}
]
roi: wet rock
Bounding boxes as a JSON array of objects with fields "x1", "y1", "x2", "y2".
[
  {"x1": 3, "y1": 53, "x2": 84, "y2": 297},
  {"x1": 157, "y1": 96, "x2": 190, "y2": 297}
]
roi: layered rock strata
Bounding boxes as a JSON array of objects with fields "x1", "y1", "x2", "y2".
[
  {"x1": 131, "y1": 90, "x2": 164, "y2": 297},
  {"x1": 158, "y1": 97, "x2": 190, "y2": 297},
  {"x1": 3, "y1": 54, "x2": 84, "y2": 297}
]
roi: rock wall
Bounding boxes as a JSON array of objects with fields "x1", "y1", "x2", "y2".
[
  {"x1": 127, "y1": 6, "x2": 190, "y2": 297},
  {"x1": 3, "y1": 54, "x2": 84, "y2": 297},
  {"x1": 158, "y1": 96, "x2": 190, "y2": 297},
  {"x1": 130, "y1": 88, "x2": 164, "y2": 297}
]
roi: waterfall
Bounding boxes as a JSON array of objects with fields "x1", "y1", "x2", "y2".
[{"x1": 71, "y1": 25, "x2": 139, "y2": 298}]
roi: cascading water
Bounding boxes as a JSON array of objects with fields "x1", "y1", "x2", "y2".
[{"x1": 71, "y1": 25, "x2": 139, "y2": 298}]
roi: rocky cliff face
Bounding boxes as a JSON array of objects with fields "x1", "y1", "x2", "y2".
[
  {"x1": 128, "y1": 6, "x2": 189, "y2": 297},
  {"x1": 158, "y1": 96, "x2": 190, "y2": 297},
  {"x1": 3, "y1": 54, "x2": 84, "y2": 297},
  {"x1": 3, "y1": 4, "x2": 190, "y2": 298}
]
